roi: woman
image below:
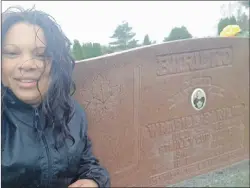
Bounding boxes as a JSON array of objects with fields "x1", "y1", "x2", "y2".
[{"x1": 1, "y1": 6, "x2": 110, "y2": 188}]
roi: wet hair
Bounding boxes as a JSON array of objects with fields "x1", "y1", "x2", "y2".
[{"x1": 2, "y1": 6, "x2": 76, "y2": 149}]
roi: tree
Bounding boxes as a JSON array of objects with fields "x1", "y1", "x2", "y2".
[
  {"x1": 109, "y1": 21, "x2": 138, "y2": 51},
  {"x1": 72, "y1": 40, "x2": 85, "y2": 60},
  {"x1": 92, "y1": 43, "x2": 102, "y2": 57},
  {"x1": 143, "y1": 34, "x2": 152, "y2": 45},
  {"x1": 218, "y1": 1, "x2": 249, "y2": 37},
  {"x1": 101, "y1": 45, "x2": 114, "y2": 55},
  {"x1": 236, "y1": 3, "x2": 250, "y2": 33},
  {"x1": 236, "y1": 7, "x2": 249, "y2": 31},
  {"x1": 163, "y1": 26, "x2": 192, "y2": 42},
  {"x1": 81, "y1": 43, "x2": 90, "y2": 59},
  {"x1": 217, "y1": 16, "x2": 237, "y2": 35},
  {"x1": 81, "y1": 42, "x2": 103, "y2": 59},
  {"x1": 127, "y1": 39, "x2": 139, "y2": 49},
  {"x1": 239, "y1": 1, "x2": 249, "y2": 8}
]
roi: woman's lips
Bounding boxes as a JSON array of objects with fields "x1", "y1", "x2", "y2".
[{"x1": 16, "y1": 79, "x2": 38, "y2": 88}]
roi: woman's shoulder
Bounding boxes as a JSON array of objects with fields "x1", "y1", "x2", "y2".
[{"x1": 72, "y1": 99, "x2": 87, "y2": 118}]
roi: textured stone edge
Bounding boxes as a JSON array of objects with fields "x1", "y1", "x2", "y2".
[{"x1": 168, "y1": 159, "x2": 250, "y2": 187}]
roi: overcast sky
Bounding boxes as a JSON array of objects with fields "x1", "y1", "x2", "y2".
[{"x1": 3, "y1": 1, "x2": 234, "y2": 45}]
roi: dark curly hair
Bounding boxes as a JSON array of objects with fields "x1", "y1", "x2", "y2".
[{"x1": 2, "y1": 6, "x2": 76, "y2": 149}]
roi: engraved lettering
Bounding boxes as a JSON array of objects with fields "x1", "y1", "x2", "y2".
[
  {"x1": 216, "y1": 107, "x2": 233, "y2": 121},
  {"x1": 174, "y1": 150, "x2": 188, "y2": 159},
  {"x1": 156, "y1": 47, "x2": 233, "y2": 76},
  {"x1": 150, "y1": 149, "x2": 244, "y2": 186},
  {"x1": 145, "y1": 104, "x2": 245, "y2": 138},
  {"x1": 159, "y1": 133, "x2": 210, "y2": 154},
  {"x1": 194, "y1": 133, "x2": 210, "y2": 144},
  {"x1": 173, "y1": 138, "x2": 243, "y2": 169}
]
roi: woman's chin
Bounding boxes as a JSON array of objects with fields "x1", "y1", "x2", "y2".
[{"x1": 15, "y1": 92, "x2": 42, "y2": 105}]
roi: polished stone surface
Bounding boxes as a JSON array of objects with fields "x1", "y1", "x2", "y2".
[{"x1": 73, "y1": 38, "x2": 249, "y2": 187}]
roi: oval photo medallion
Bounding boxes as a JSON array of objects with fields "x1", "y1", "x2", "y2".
[{"x1": 191, "y1": 88, "x2": 206, "y2": 111}]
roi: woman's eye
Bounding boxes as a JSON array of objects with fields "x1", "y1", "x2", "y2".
[
  {"x1": 36, "y1": 54, "x2": 45, "y2": 57},
  {"x1": 3, "y1": 51, "x2": 19, "y2": 58},
  {"x1": 35, "y1": 53, "x2": 46, "y2": 59}
]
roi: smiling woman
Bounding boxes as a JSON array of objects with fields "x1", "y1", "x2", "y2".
[
  {"x1": 2, "y1": 22, "x2": 51, "y2": 105},
  {"x1": 1, "y1": 6, "x2": 110, "y2": 188}
]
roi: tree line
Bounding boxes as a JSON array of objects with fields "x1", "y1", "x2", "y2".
[{"x1": 71, "y1": 1, "x2": 249, "y2": 61}]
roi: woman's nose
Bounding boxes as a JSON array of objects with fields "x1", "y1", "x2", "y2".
[{"x1": 18, "y1": 55, "x2": 41, "y2": 71}]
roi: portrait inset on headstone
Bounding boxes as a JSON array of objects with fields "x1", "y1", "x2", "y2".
[{"x1": 191, "y1": 88, "x2": 206, "y2": 110}]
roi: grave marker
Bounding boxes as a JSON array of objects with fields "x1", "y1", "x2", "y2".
[{"x1": 73, "y1": 38, "x2": 249, "y2": 187}]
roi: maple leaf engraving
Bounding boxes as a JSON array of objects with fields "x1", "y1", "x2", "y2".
[{"x1": 79, "y1": 74, "x2": 121, "y2": 123}]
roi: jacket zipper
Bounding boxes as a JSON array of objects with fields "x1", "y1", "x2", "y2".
[{"x1": 34, "y1": 108, "x2": 52, "y2": 188}]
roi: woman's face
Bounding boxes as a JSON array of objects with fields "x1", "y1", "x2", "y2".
[{"x1": 2, "y1": 22, "x2": 51, "y2": 105}]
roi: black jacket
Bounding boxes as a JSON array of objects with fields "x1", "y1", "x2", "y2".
[{"x1": 1, "y1": 87, "x2": 110, "y2": 188}]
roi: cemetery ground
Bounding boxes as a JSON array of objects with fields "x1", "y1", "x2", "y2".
[{"x1": 169, "y1": 159, "x2": 249, "y2": 187}]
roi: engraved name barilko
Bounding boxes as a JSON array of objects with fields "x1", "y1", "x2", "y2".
[{"x1": 156, "y1": 47, "x2": 233, "y2": 76}]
